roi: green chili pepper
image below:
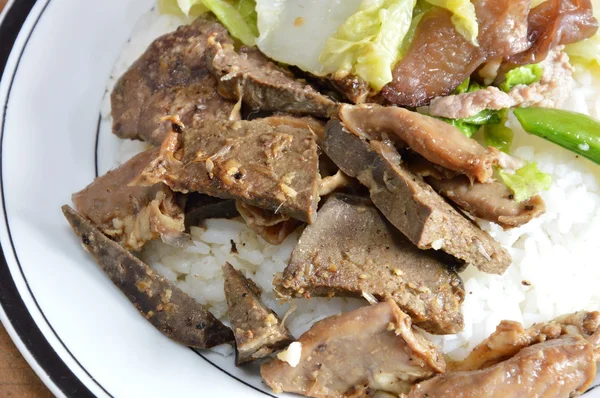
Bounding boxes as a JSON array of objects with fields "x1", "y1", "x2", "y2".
[{"x1": 513, "y1": 108, "x2": 600, "y2": 165}]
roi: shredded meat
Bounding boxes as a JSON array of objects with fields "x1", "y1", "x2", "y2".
[{"x1": 429, "y1": 49, "x2": 574, "y2": 119}]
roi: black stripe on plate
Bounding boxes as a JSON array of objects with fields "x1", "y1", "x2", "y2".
[{"x1": 0, "y1": 1, "x2": 110, "y2": 397}]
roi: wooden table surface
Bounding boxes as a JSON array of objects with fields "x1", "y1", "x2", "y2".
[{"x1": 0, "y1": 3, "x2": 55, "y2": 398}]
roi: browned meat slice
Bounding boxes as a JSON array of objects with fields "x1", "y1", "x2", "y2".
[
  {"x1": 452, "y1": 311, "x2": 600, "y2": 372},
  {"x1": 223, "y1": 263, "x2": 294, "y2": 365},
  {"x1": 111, "y1": 16, "x2": 238, "y2": 146},
  {"x1": 236, "y1": 201, "x2": 301, "y2": 245},
  {"x1": 339, "y1": 104, "x2": 500, "y2": 183},
  {"x1": 136, "y1": 80, "x2": 239, "y2": 146},
  {"x1": 381, "y1": 0, "x2": 530, "y2": 107},
  {"x1": 205, "y1": 37, "x2": 338, "y2": 119},
  {"x1": 276, "y1": 194, "x2": 464, "y2": 334},
  {"x1": 72, "y1": 148, "x2": 185, "y2": 251},
  {"x1": 261, "y1": 299, "x2": 445, "y2": 397},
  {"x1": 135, "y1": 117, "x2": 320, "y2": 224},
  {"x1": 323, "y1": 119, "x2": 511, "y2": 275},
  {"x1": 500, "y1": 0, "x2": 598, "y2": 73},
  {"x1": 426, "y1": 175, "x2": 545, "y2": 228},
  {"x1": 184, "y1": 193, "x2": 238, "y2": 230},
  {"x1": 329, "y1": 74, "x2": 371, "y2": 104},
  {"x1": 408, "y1": 336, "x2": 597, "y2": 398},
  {"x1": 262, "y1": 114, "x2": 326, "y2": 144},
  {"x1": 62, "y1": 205, "x2": 233, "y2": 348}
]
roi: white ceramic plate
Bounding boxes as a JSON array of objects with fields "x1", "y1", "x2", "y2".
[{"x1": 0, "y1": 1, "x2": 599, "y2": 397}]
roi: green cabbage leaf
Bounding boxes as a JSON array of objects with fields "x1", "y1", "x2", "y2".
[
  {"x1": 499, "y1": 163, "x2": 552, "y2": 202},
  {"x1": 319, "y1": 0, "x2": 417, "y2": 91},
  {"x1": 159, "y1": 0, "x2": 257, "y2": 46},
  {"x1": 499, "y1": 64, "x2": 543, "y2": 92},
  {"x1": 423, "y1": 0, "x2": 478, "y2": 45},
  {"x1": 565, "y1": 0, "x2": 600, "y2": 69}
]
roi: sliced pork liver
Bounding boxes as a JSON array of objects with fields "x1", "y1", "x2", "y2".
[
  {"x1": 277, "y1": 194, "x2": 464, "y2": 334},
  {"x1": 111, "y1": 16, "x2": 238, "y2": 146},
  {"x1": 223, "y1": 263, "x2": 294, "y2": 365},
  {"x1": 72, "y1": 148, "x2": 186, "y2": 251},
  {"x1": 205, "y1": 38, "x2": 338, "y2": 119},
  {"x1": 322, "y1": 119, "x2": 511, "y2": 274},
  {"x1": 135, "y1": 117, "x2": 320, "y2": 224},
  {"x1": 62, "y1": 205, "x2": 233, "y2": 349}
]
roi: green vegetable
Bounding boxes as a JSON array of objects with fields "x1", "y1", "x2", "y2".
[
  {"x1": 453, "y1": 77, "x2": 484, "y2": 94},
  {"x1": 514, "y1": 107, "x2": 600, "y2": 165},
  {"x1": 399, "y1": 11, "x2": 425, "y2": 58},
  {"x1": 320, "y1": 0, "x2": 417, "y2": 91},
  {"x1": 499, "y1": 163, "x2": 552, "y2": 203},
  {"x1": 461, "y1": 109, "x2": 500, "y2": 125},
  {"x1": 159, "y1": 0, "x2": 257, "y2": 46},
  {"x1": 445, "y1": 119, "x2": 481, "y2": 138},
  {"x1": 499, "y1": 64, "x2": 543, "y2": 92},
  {"x1": 565, "y1": 0, "x2": 600, "y2": 68},
  {"x1": 202, "y1": 0, "x2": 257, "y2": 45},
  {"x1": 159, "y1": 0, "x2": 208, "y2": 17},
  {"x1": 484, "y1": 110, "x2": 513, "y2": 153},
  {"x1": 423, "y1": 0, "x2": 479, "y2": 45},
  {"x1": 440, "y1": 109, "x2": 500, "y2": 138}
]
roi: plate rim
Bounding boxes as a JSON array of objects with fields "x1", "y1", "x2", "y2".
[
  {"x1": 0, "y1": 1, "x2": 104, "y2": 396},
  {"x1": 0, "y1": 1, "x2": 598, "y2": 397}
]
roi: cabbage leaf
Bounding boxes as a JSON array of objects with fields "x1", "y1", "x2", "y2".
[
  {"x1": 438, "y1": 109, "x2": 500, "y2": 138},
  {"x1": 319, "y1": 0, "x2": 417, "y2": 91},
  {"x1": 255, "y1": 0, "x2": 362, "y2": 75},
  {"x1": 499, "y1": 64, "x2": 543, "y2": 92},
  {"x1": 423, "y1": 0, "x2": 478, "y2": 45},
  {"x1": 565, "y1": 0, "x2": 600, "y2": 68},
  {"x1": 159, "y1": 0, "x2": 257, "y2": 46},
  {"x1": 499, "y1": 163, "x2": 552, "y2": 202},
  {"x1": 484, "y1": 110, "x2": 513, "y2": 153}
]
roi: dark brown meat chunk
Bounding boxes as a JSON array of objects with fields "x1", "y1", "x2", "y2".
[
  {"x1": 277, "y1": 194, "x2": 464, "y2": 334},
  {"x1": 184, "y1": 193, "x2": 238, "y2": 230},
  {"x1": 72, "y1": 148, "x2": 186, "y2": 251},
  {"x1": 500, "y1": 0, "x2": 598, "y2": 73},
  {"x1": 205, "y1": 37, "x2": 338, "y2": 118},
  {"x1": 135, "y1": 118, "x2": 320, "y2": 224},
  {"x1": 426, "y1": 175, "x2": 546, "y2": 229},
  {"x1": 408, "y1": 336, "x2": 597, "y2": 398},
  {"x1": 62, "y1": 205, "x2": 233, "y2": 348},
  {"x1": 261, "y1": 300, "x2": 445, "y2": 398},
  {"x1": 223, "y1": 263, "x2": 294, "y2": 365},
  {"x1": 111, "y1": 16, "x2": 238, "y2": 146},
  {"x1": 451, "y1": 311, "x2": 600, "y2": 372},
  {"x1": 236, "y1": 201, "x2": 301, "y2": 245},
  {"x1": 339, "y1": 104, "x2": 501, "y2": 183},
  {"x1": 381, "y1": 0, "x2": 530, "y2": 107},
  {"x1": 323, "y1": 119, "x2": 511, "y2": 275},
  {"x1": 329, "y1": 74, "x2": 371, "y2": 104}
]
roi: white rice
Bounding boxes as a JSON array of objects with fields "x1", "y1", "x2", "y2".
[{"x1": 105, "y1": 8, "x2": 600, "y2": 360}]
